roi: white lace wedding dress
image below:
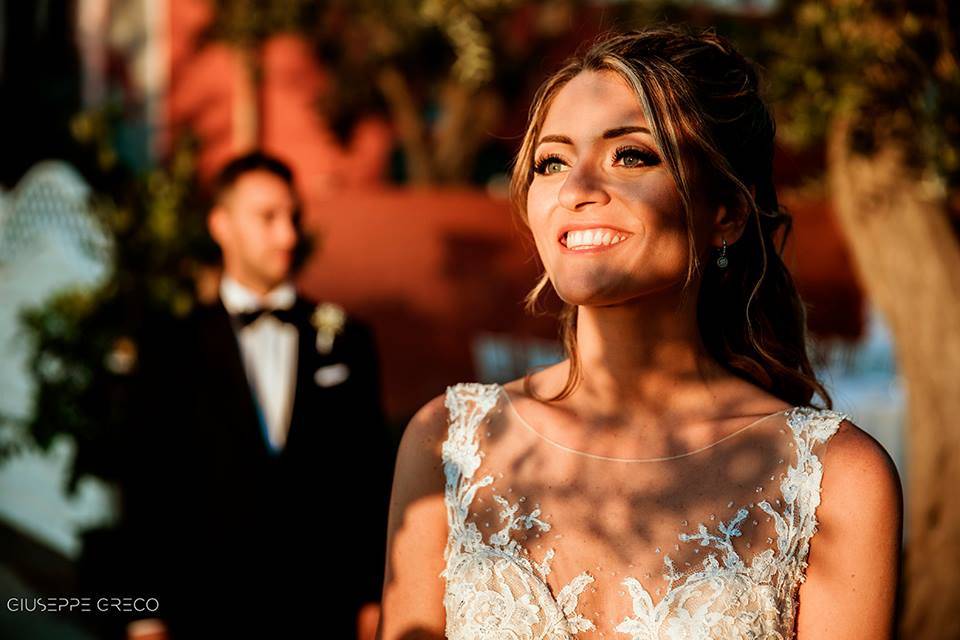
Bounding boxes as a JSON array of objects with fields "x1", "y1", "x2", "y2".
[{"x1": 439, "y1": 382, "x2": 847, "y2": 639}]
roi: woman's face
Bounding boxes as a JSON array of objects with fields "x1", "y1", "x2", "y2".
[{"x1": 527, "y1": 70, "x2": 707, "y2": 307}]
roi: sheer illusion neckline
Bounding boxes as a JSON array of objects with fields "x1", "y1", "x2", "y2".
[{"x1": 497, "y1": 384, "x2": 794, "y2": 463}]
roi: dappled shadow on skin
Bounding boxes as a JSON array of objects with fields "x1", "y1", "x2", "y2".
[
  {"x1": 473, "y1": 379, "x2": 806, "y2": 634},
  {"x1": 378, "y1": 306, "x2": 818, "y2": 637},
  {"x1": 378, "y1": 389, "x2": 450, "y2": 640}
]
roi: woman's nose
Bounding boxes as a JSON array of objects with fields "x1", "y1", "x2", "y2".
[{"x1": 556, "y1": 162, "x2": 611, "y2": 212}]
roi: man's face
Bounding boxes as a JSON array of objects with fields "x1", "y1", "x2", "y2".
[{"x1": 209, "y1": 170, "x2": 300, "y2": 292}]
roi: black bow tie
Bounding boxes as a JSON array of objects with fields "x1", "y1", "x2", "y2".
[{"x1": 232, "y1": 306, "x2": 298, "y2": 327}]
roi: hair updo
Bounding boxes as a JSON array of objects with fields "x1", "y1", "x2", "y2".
[{"x1": 509, "y1": 23, "x2": 833, "y2": 410}]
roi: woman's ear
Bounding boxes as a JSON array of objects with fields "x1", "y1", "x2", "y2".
[{"x1": 712, "y1": 185, "x2": 755, "y2": 246}]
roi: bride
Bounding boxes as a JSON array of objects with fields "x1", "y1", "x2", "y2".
[{"x1": 377, "y1": 24, "x2": 902, "y2": 640}]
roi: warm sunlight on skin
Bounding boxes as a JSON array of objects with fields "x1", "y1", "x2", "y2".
[
  {"x1": 524, "y1": 69, "x2": 756, "y2": 424},
  {"x1": 377, "y1": 70, "x2": 760, "y2": 640},
  {"x1": 527, "y1": 70, "x2": 707, "y2": 307},
  {"x1": 524, "y1": 69, "x2": 902, "y2": 640},
  {"x1": 207, "y1": 169, "x2": 299, "y2": 295},
  {"x1": 376, "y1": 395, "x2": 450, "y2": 640},
  {"x1": 377, "y1": 69, "x2": 901, "y2": 640}
]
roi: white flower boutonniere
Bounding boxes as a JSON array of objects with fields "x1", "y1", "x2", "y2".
[{"x1": 311, "y1": 302, "x2": 346, "y2": 354}]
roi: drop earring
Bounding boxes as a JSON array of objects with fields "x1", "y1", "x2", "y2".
[{"x1": 716, "y1": 238, "x2": 729, "y2": 269}]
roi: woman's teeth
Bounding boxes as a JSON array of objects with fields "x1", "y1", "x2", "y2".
[{"x1": 562, "y1": 229, "x2": 628, "y2": 249}]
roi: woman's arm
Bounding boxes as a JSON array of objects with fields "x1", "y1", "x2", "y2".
[
  {"x1": 796, "y1": 418, "x2": 904, "y2": 639},
  {"x1": 376, "y1": 394, "x2": 451, "y2": 640}
]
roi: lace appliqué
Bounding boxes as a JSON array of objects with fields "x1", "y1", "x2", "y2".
[
  {"x1": 440, "y1": 382, "x2": 596, "y2": 638},
  {"x1": 614, "y1": 405, "x2": 846, "y2": 640},
  {"x1": 439, "y1": 383, "x2": 846, "y2": 640}
]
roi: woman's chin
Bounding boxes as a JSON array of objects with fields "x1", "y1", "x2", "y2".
[{"x1": 553, "y1": 284, "x2": 625, "y2": 308}]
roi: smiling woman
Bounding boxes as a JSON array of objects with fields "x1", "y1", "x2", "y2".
[
  {"x1": 511, "y1": 29, "x2": 823, "y2": 409},
  {"x1": 377, "y1": 23, "x2": 902, "y2": 640}
]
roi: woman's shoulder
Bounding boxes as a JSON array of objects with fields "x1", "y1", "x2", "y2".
[
  {"x1": 795, "y1": 414, "x2": 903, "y2": 634},
  {"x1": 392, "y1": 393, "x2": 451, "y2": 496},
  {"x1": 393, "y1": 381, "x2": 506, "y2": 492},
  {"x1": 400, "y1": 392, "x2": 451, "y2": 456},
  {"x1": 817, "y1": 415, "x2": 903, "y2": 519}
]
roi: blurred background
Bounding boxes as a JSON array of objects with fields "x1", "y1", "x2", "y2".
[{"x1": 0, "y1": 0, "x2": 957, "y2": 638}]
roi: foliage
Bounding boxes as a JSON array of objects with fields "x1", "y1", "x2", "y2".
[
  {"x1": 208, "y1": 0, "x2": 594, "y2": 183},
  {"x1": 762, "y1": 0, "x2": 959, "y2": 195},
  {"x1": 7, "y1": 105, "x2": 211, "y2": 492},
  {"x1": 201, "y1": 0, "x2": 959, "y2": 193},
  {"x1": 207, "y1": 0, "x2": 315, "y2": 46}
]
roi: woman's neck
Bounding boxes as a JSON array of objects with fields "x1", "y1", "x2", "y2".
[{"x1": 554, "y1": 292, "x2": 737, "y2": 425}]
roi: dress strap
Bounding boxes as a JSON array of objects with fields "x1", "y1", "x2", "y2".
[
  {"x1": 440, "y1": 383, "x2": 501, "y2": 533},
  {"x1": 769, "y1": 406, "x2": 847, "y2": 629},
  {"x1": 442, "y1": 383, "x2": 500, "y2": 477},
  {"x1": 787, "y1": 405, "x2": 847, "y2": 545}
]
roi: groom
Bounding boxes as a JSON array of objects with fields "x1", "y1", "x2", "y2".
[{"x1": 123, "y1": 152, "x2": 394, "y2": 639}]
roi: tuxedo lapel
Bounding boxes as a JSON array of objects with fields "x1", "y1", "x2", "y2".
[
  {"x1": 280, "y1": 297, "x2": 316, "y2": 455},
  {"x1": 199, "y1": 298, "x2": 275, "y2": 459}
]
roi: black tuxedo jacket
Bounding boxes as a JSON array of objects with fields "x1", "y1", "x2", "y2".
[{"x1": 121, "y1": 293, "x2": 395, "y2": 639}]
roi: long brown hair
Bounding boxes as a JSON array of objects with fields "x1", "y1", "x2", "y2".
[{"x1": 510, "y1": 23, "x2": 833, "y2": 410}]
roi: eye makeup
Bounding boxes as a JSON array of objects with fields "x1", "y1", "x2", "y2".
[{"x1": 532, "y1": 145, "x2": 660, "y2": 176}]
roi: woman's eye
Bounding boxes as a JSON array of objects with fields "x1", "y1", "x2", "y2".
[
  {"x1": 615, "y1": 146, "x2": 659, "y2": 168},
  {"x1": 533, "y1": 147, "x2": 658, "y2": 175},
  {"x1": 533, "y1": 155, "x2": 566, "y2": 175}
]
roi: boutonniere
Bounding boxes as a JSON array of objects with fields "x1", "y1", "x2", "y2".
[{"x1": 311, "y1": 302, "x2": 346, "y2": 354}]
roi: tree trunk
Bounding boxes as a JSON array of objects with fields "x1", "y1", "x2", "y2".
[
  {"x1": 826, "y1": 114, "x2": 960, "y2": 638},
  {"x1": 376, "y1": 65, "x2": 434, "y2": 184},
  {"x1": 434, "y1": 82, "x2": 502, "y2": 183},
  {"x1": 233, "y1": 44, "x2": 261, "y2": 153}
]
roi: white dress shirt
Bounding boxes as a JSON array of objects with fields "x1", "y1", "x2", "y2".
[{"x1": 219, "y1": 274, "x2": 299, "y2": 452}]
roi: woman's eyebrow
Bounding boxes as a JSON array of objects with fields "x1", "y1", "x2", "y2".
[
  {"x1": 602, "y1": 125, "x2": 652, "y2": 139},
  {"x1": 536, "y1": 125, "x2": 651, "y2": 147}
]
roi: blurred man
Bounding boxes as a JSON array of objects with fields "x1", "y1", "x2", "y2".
[{"x1": 122, "y1": 152, "x2": 394, "y2": 639}]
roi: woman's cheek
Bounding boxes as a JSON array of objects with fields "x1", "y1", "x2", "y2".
[
  {"x1": 532, "y1": 228, "x2": 555, "y2": 274},
  {"x1": 526, "y1": 205, "x2": 552, "y2": 258}
]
